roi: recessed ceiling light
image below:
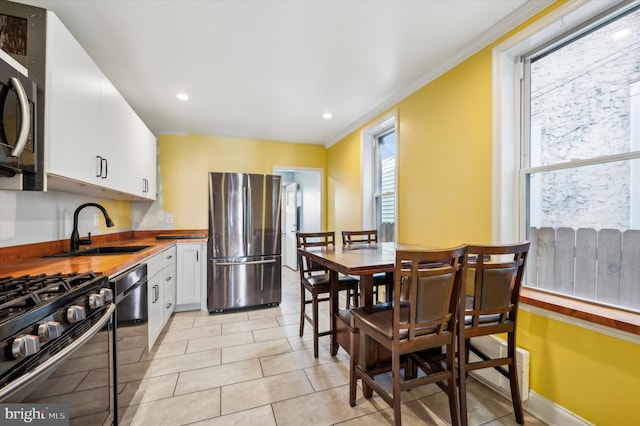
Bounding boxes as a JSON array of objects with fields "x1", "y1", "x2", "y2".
[
  {"x1": 176, "y1": 93, "x2": 189, "y2": 101},
  {"x1": 611, "y1": 28, "x2": 632, "y2": 41},
  {"x1": 322, "y1": 112, "x2": 333, "y2": 119}
]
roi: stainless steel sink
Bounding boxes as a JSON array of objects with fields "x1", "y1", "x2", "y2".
[{"x1": 45, "y1": 245, "x2": 152, "y2": 257}]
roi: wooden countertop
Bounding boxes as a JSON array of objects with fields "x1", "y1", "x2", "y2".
[{"x1": 0, "y1": 232, "x2": 207, "y2": 278}]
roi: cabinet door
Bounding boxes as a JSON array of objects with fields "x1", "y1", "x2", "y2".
[
  {"x1": 45, "y1": 13, "x2": 102, "y2": 184},
  {"x1": 127, "y1": 111, "x2": 157, "y2": 200},
  {"x1": 176, "y1": 243, "x2": 203, "y2": 309},
  {"x1": 45, "y1": 12, "x2": 156, "y2": 200},
  {"x1": 147, "y1": 272, "x2": 163, "y2": 349},
  {"x1": 97, "y1": 77, "x2": 129, "y2": 192}
]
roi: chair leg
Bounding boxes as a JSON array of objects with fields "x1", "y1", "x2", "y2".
[
  {"x1": 312, "y1": 289, "x2": 319, "y2": 358},
  {"x1": 299, "y1": 284, "x2": 305, "y2": 338},
  {"x1": 392, "y1": 349, "x2": 402, "y2": 426},
  {"x1": 458, "y1": 334, "x2": 468, "y2": 426},
  {"x1": 508, "y1": 332, "x2": 524, "y2": 424},
  {"x1": 446, "y1": 342, "x2": 460, "y2": 426}
]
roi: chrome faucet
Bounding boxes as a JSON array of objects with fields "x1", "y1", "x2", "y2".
[{"x1": 70, "y1": 203, "x2": 115, "y2": 251}]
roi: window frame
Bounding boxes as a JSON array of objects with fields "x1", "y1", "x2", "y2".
[{"x1": 493, "y1": 0, "x2": 640, "y2": 339}]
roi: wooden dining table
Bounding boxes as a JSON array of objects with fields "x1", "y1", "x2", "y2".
[{"x1": 297, "y1": 241, "x2": 430, "y2": 356}]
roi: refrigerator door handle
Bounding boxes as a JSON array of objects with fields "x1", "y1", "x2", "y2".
[
  {"x1": 243, "y1": 185, "x2": 248, "y2": 252},
  {"x1": 215, "y1": 259, "x2": 277, "y2": 266},
  {"x1": 245, "y1": 184, "x2": 252, "y2": 253}
]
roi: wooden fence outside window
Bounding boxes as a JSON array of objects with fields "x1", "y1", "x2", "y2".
[{"x1": 527, "y1": 227, "x2": 640, "y2": 311}]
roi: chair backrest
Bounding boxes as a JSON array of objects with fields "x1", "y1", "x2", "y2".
[
  {"x1": 394, "y1": 246, "x2": 467, "y2": 341},
  {"x1": 463, "y1": 242, "x2": 530, "y2": 329},
  {"x1": 342, "y1": 230, "x2": 378, "y2": 245},
  {"x1": 296, "y1": 232, "x2": 336, "y2": 277}
]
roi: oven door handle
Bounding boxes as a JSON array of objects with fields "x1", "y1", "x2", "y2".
[
  {"x1": 8, "y1": 77, "x2": 31, "y2": 158},
  {"x1": 0, "y1": 304, "x2": 115, "y2": 401}
]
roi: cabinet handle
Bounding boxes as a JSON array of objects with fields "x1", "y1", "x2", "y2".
[
  {"x1": 103, "y1": 158, "x2": 108, "y2": 179},
  {"x1": 166, "y1": 254, "x2": 172, "y2": 259},
  {"x1": 96, "y1": 156, "x2": 103, "y2": 177},
  {"x1": 166, "y1": 276, "x2": 172, "y2": 281},
  {"x1": 153, "y1": 285, "x2": 159, "y2": 303},
  {"x1": 166, "y1": 303, "x2": 172, "y2": 309},
  {"x1": 196, "y1": 250, "x2": 199, "y2": 262}
]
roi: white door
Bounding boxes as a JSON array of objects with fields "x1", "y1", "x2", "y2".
[{"x1": 284, "y1": 182, "x2": 298, "y2": 270}]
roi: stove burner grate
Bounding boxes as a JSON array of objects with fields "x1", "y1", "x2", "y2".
[{"x1": 0, "y1": 271, "x2": 100, "y2": 321}]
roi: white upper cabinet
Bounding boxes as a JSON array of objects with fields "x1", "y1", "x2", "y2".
[{"x1": 44, "y1": 12, "x2": 156, "y2": 200}]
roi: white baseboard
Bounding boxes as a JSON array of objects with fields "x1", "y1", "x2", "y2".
[{"x1": 524, "y1": 390, "x2": 594, "y2": 426}]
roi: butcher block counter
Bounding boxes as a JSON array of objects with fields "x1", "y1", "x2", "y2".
[{"x1": 0, "y1": 230, "x2": 207, "y2": 277}]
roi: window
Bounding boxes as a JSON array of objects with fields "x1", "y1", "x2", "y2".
[
  {"x1": 362, "y1": 113, "x2": 397, "y2": 242},
  {"x1": 522, "y1": 4, "x2": 640, "y2": 311},
  {"x1": 518, "y1": 4, "x2": 640, "y2": 312},
  {"x1": 374, "y1": 129, "x2": 396, "y2": 242}
]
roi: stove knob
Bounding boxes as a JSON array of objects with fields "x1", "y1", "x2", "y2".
[
  {"x1": 12, "y1": 335, "x2": 41, "y2": 359},
  {"x1": 67, "y1": 305, "x2": 86, "y2": 323},
  {"x1": 89, "y1": 293, "x2": 105, "y2": 309},
  {"x1": 99, "y1": 288, "x2": 114, "y2": 303},
  {"x1": 38, "y1": 321, "x2": 63, "y2": 342}
]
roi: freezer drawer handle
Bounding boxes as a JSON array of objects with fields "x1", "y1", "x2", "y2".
[{"x1": 215, "y1": 259, "x2": 277, "y2": 266}]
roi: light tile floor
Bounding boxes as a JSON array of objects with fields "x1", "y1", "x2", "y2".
[{"x1": 119, "y1": 267, "x2": 547, "y2": 426}]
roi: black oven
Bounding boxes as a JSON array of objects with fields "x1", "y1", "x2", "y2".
[{"x1": 0, "y1": 272, "x2": 115, "y2": 425}]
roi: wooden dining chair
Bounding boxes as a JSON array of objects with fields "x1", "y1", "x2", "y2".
[
  {"x1": 457, "y1": 242, "x2": 530, "y2": 426},
  {"x1": 349, "y1": 246, "x2": 467, "y2": 426},
  {"x1": 341, "y1": 229, "x2": 391, "y2": 303},
  {"x1": 296, "y1": 232, "x2": 360, "y2": 358}
]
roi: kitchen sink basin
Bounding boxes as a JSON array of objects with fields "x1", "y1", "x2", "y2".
[{"x1": 45, "y1": 245, "x2": 152, "y2": 257}]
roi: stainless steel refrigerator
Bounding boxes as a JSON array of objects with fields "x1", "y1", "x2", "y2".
[{"x1": 207, "y1": 172, "x2": 282, "y2": 312}]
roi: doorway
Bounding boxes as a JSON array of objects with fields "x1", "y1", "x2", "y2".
[
  {"x1": 282, "y1": 182, "x2": 298, "y2": 270},
  {"x1": 273, "y1": 167, "x2": 323, "y2": 270}
]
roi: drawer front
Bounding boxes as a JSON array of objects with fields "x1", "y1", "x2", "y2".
[
  {"x1": 162, "y1": 246, "x2": 177, "y2": 269},
  {"x1": 146, "y1": 252, "x2": 163, "y2": 278}
]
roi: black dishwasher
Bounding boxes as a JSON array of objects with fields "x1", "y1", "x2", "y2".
[{"x1": 111, "y1": 264, "x2": 148, "y2": 424}]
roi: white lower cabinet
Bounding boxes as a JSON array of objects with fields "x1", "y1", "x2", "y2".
[
  {"x1": 176, "y1": 243, "x2": 206, "y2": 312},
  {"x1": 146, "y1": 246, "x2": 177, "y2": 349}
]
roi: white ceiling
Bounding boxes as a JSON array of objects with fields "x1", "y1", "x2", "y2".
[{"x1": 18, "y1": 0, "x2": 548, "y2": 146}]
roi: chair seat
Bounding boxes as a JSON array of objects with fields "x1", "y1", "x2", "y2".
[
  {"x1": 304, "y1": 273, "x2": 359, "y2": 290},
  {"x1": 372, "y1": 272, "x2": 388, "y2": 283},
  {"x1": 351, "y1": 302, "x2": 439, "y2": 339}
]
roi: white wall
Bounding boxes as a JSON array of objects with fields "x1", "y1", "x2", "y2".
[{"x1": 0, "y1": 189, "x2": 125, "y2": 247}]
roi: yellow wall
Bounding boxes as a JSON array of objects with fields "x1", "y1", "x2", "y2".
[
  {"x1": 327, "y1": 130, "x2": 362, "y2": 233},
  {"x1": 326, "y1": 1, "x2": 639, "y2": 424},
  {"x1": 519, "y1": 310, "x2": 639, "y2": 425},
  {"x1": 99, "y1": 199, "x2": 131, "y2": 232},
  {"x1": 159, "y1": 133, "x2": 327, "y2": 229}
]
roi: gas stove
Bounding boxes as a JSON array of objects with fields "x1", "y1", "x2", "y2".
[{"x1": 0, "y1": 271, "x2": 113, "y2": 397}]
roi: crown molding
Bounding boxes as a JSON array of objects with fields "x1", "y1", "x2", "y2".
[{"x1": 325, "y1": 0, "x2": 556, "y2": 148}]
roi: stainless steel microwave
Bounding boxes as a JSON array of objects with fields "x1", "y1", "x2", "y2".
[{"x1": 0, "y1": 55, "x2": 37, "y2": 178}]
